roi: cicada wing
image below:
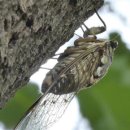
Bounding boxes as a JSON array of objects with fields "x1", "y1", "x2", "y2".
[
  {"x1": 15, "y1": 93, "x2": 75, "y2": 130},
  {"x1": 15, "y1": 112, "x2": 32, "y2": 130},
  {"x1": 14, "y1": 96, "x2": 41, "y2": 130}
]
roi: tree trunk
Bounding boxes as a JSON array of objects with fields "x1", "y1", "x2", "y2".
[{"x1": 0, "y1": 0, "x2": 104, "y2": 108}]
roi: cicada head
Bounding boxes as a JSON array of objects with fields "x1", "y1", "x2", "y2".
[{"x1": 91, "y1": 40, "x2": 118, "y2": 84}]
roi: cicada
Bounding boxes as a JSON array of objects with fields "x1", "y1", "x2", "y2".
[{"x1": 15, "y1": 7, "x2": 118, "y2": 130}]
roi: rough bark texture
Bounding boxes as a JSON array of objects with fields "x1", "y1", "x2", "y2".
[{"x1": 0, "y1": 0, "x2": 104, "y2": 108}]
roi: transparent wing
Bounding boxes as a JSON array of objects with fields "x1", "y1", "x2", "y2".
[
  {"x1": 15, "y1": 112, "x2": 32, "y2": 130},
  {"x1": 15, "y1": 93, "x2": 75, "y2": 130}
]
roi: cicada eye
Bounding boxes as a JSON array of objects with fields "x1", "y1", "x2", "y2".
[{"x1": 110, "y1": 41, "x2": 118, "y2": 49}]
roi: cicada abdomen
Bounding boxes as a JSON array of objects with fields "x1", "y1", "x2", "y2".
[{"x1": 42, "y1": 38, "x2": 118, "y2": 95}]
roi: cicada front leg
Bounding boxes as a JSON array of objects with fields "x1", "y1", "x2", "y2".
[
  {"x1": 74, "y1": 7, "x2": 106, "y2": 47},
  {"x1": 80, "y1": 7, "x2": 106, "y2": 38}
]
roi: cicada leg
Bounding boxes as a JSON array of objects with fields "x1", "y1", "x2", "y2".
[
  {"x1": 79, "y1": 6, "x2": 106, "y2": 38},
  {"x1": 74, "y1": 7, "x2": 107, "y2": 46},
  {"x1": 40, "y1": 67, "x2": 52, "y2": 70},
  {"x1": 50, "y1": 57, "x2": 58, "y2": 59},
  {"x1": 74, "y1": 33, "x2": 83, "y2": 38},
  {"x1": 54, "y1": 53, "x2": 63, "y2": 56}
]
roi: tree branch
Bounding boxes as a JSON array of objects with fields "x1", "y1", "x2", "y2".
[{"x1": 0, "y1": 0, "x2": 104, "y2": 108}]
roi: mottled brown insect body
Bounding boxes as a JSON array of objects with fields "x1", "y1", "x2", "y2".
[
  {"x1": 42, "y1": 38, "x2": 118, "y2": 95},
  {"x1": 15, "y1": 5, "x2": 118, "y2": 130}
]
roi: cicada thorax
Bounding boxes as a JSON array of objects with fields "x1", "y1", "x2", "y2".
[
  {"x1": 42, "y1": 38, "x2": 118, "y2": 95},
  {"x1": 41, "y1": 4, "x2": 118, "y2": 95}
]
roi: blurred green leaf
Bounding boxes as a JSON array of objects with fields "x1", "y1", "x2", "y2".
[
  {"x1": 78, "y1": 33, "x2": 130, "y2": 130},
  {"x1": 0, "y1": 83, "x2": 40, "y2": 129}
]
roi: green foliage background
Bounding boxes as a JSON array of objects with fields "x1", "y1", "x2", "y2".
[
  {"x1": 0, "y1": 84, "x2": 40, "y2": 129},
  {"x1": 0, "y1": 33, "x2": 130, "y2": 130}
]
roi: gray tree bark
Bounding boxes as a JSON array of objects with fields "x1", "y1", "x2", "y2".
[{"x1": 0, "y1": 0, "x2": 104, "y2": 108}]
